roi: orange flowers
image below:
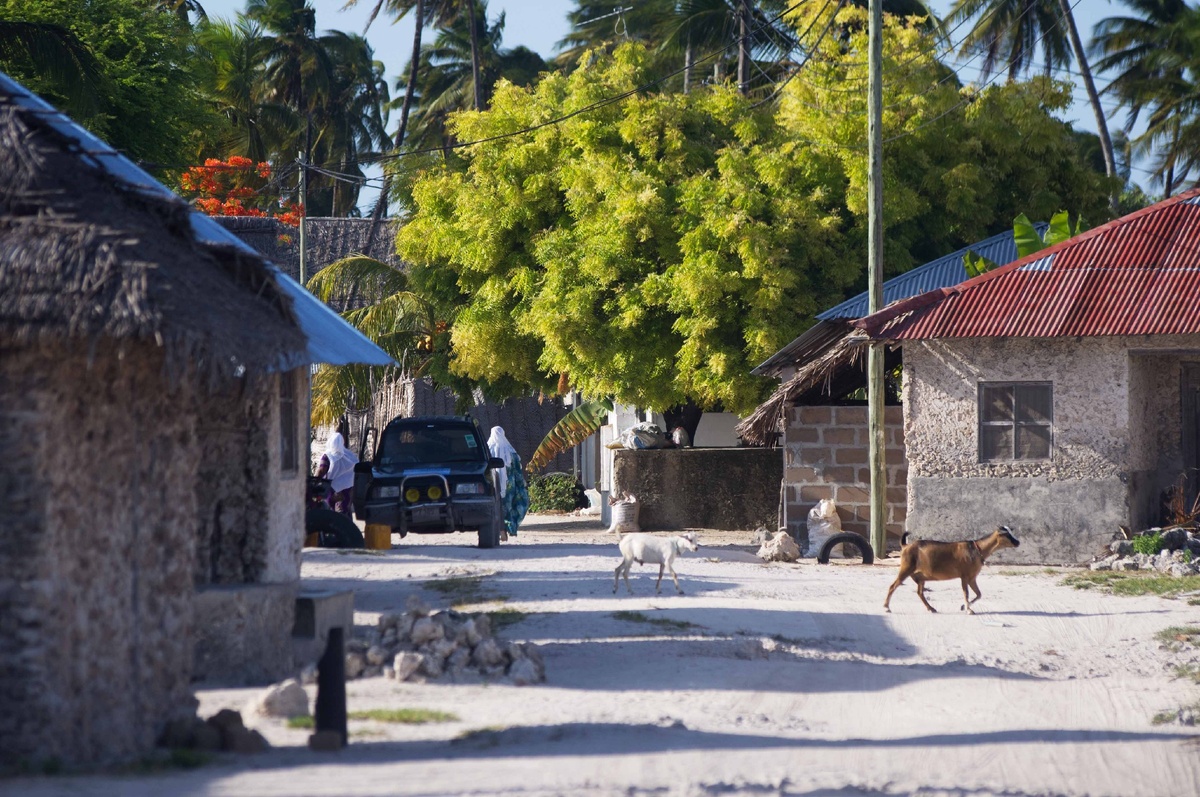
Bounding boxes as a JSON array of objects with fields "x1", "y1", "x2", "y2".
[{"x1": 179, "y1": 158, "x2": 301, "y2": 227}]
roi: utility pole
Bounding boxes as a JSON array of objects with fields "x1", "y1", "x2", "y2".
[
  {"x1": 867, "y1": 0, "x2": 887, "y2": 558},
  {"x1": 737, "y1": 0, "x2": 750, "y2": 96},
  {"x1": 298, "y1": 150, "x2": 308, "y2": 286}
]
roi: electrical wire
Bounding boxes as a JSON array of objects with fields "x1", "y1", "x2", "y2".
[{"x1": 311, "y1": 0, "x2": 820, "y2": 171}]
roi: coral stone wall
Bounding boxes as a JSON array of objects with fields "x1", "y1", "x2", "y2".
[
  {"x1": 783, "y1": 405, "x2": 906, "y2": 551},
  {"x1": 902, "y1": 336, "x2": 1200, "y2": 564},
  {"x1": 0, "y1": 341, "x2": 199, "y2": 766},
  {"x1": 194, "y1": 369, "x2": 305, "y2": 586},
  {"x1": 612, "y1": 448, "x2": 780, "y2": 531}
]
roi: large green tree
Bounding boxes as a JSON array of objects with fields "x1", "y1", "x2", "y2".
[
  {"x1": 390, "y1": 7, "x2": 1112, "y2": 414},
  {"x1": 0, "y1": 0, "x2": 224, "y2": 166}
]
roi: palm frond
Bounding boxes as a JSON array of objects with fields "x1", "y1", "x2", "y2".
[
  {"x1": 526, "y1": 397, "x2": 613, "y2": 474},
  {"x1": 306, "y1": 254, "x2": 409, "y2": 305}
]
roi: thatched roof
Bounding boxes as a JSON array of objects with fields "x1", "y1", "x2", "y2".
[
  {"x1": 0, "y1": 73, "x2": 391, "y2": 379},
  {"x1": 736, "y1": 327, "x2": 900, "y2": 447}
]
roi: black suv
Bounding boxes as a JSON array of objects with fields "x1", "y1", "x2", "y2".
[{"x1": 352, "y1": 416, "x2": 507, "y2": 548}]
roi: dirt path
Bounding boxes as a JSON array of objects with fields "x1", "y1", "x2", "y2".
[{"x1": 7, "y1": 515, "x2": 1199, "y2": 796}]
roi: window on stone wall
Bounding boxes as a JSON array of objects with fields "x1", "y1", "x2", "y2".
[
  {"x1": 280, "y1": 370, "x2": 298, "y2": 474},
  {"x1": 979, "y1": 382, "x2": 1053, "y2": 462}
]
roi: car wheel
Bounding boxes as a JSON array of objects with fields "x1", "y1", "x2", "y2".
[
  {"x1": 816, "y1": 532, "x2": 874, "y2": 565},
  {"x1": 306, "y1": 508, "x2": 365, "y2": 549},
  {"x1": 478, "y1": 519, "x2": 501, "y2": 549}
]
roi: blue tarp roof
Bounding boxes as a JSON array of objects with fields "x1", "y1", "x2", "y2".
[
  {"x1": 817, "y1": 226, "x2": 1048, "y2": 320},
  {"x1": 1, "y1": 72, "x2": 394, "y2": 370}
]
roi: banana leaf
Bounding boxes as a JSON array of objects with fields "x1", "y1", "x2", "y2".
[{"x1": 526, "y1": 397, "x2": 614, "y2": 474}]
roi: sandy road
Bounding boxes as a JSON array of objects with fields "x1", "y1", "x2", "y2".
[{"x1": 6, "y1": 515, "x2": 1199, "y2": 797}]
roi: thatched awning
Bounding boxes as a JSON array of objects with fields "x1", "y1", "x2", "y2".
[
  {"x1": 0, "y1": 73, "x2": 392, "y2": 379},
  {"x1": 736, "y1": 328, "x2": 883, "y2": 447}
]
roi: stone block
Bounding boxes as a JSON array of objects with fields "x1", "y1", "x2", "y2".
[
  {"x1": 836, "y1": 485, "x2": 870, "y2": 505},
  {"x1": 822, "y1": 428, "x2": 857, "y2": 445},
  {"x1": 788, "y1": 426, "x2": 819, "y2": 443},
  {"x1": 798, "y1": 445, "x2": 833, "y2": 466},
  {"x1": 835, "y1": 447, "x2": 868, "y2": 465},
  {"x1": 799, "y1": 407, "x2": 831, "y2": 424},
  {"x1": 193, "y1": 583, "x2": 298, "y2": 687},
  {"x1": 292, "y1": 589, "x2": 354, "y2": 669},
  {"x1": 785, "y1": 466, "x2": 818, "y2": 483},
  {"x1": 835, "y1": 407, "x2": 867, "y2": 425},
  {"x1": 823, "y1": 466, "x2": 856, "y2": 484},
  {"x1": 799, "y1": 484, "x2": 833, "y2": 502}
]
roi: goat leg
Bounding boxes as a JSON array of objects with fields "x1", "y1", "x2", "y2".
[
  {"x1": 915, "y1": 578, "x2": 937, "y2": 613},
  {"x1": 669, "y1": 563, "x2": 683, "y2": 595},
  {"x1": 613, "y1": 563, "x2": 622, "y2": 594},
  {"x1": 959, "y1": 577, "x2": 972, "y2": 613},
  {"x1": 967, "y1": 576, "x2": 982, "y2": 608},
  {"x1": 655, "y1": 563, "x2": 664, "y2": 594}
]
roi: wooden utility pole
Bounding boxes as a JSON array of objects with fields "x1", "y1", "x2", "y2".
[
  {"x1": 867, "y1": 0, "x2": 887, "y2": 558},
  {"x1": 298, "y1": 151, "x2": 308, "y2": 286},
  {"x1": 737, "y1": 0, "x2": 750, "y2": 96}
]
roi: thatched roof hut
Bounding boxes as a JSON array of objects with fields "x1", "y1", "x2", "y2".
[{"x1": 0, "y1": 72, "x2": 390, "y2": 766}]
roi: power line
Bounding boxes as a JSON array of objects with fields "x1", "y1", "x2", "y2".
[{"x1": 312, "y1": 0, "x2": 820, "y2": 171}]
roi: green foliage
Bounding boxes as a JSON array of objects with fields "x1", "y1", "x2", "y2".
[
  {"x1": 962, "y1": 250, "x2": 997, "y2": 279},
  {"x1": 1061, "y1": 571, "x2": 1200, "y2": 599},
  {"x1": 0, "y1": 0, "x2": 225, "y2": 167},
  {"x1": 397, "y1": 8, "x2": 1116, "y2": 412},
  {"x1": 527, "y1": 397, "x2": 613, "y2": 473},
  {"x1": 1013, "y1": 210, "x2": 1086, "y2": 258},
  {"x1": 611, "y1": 610, "x2": 699, "y2": 632},
  {"x1": 528, "y1": 472, "x2": 582, "y2": 513},
  {"x1": 1132, "y1": 532, "x2": 1164, "y2": 556}
]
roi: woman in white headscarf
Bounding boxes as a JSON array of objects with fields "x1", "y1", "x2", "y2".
[
  {"x1": 487, "y1": 426, "x2": 528, "y2": 540},
  {"x1": 316, "y1": 432, "x2": 359, "y2": 515}
]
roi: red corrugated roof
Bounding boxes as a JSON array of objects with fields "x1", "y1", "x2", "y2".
[{"x1": 855, "y1": 188, "x2": 1200, "y2": 340}]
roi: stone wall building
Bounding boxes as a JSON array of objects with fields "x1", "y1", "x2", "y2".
[
  {"x1": 739, "y1": 230, "x2": 1036, "y2": 551},
  {"x1": 857, "y1": 189, "x2": 1200, "y2": 564},
  {"x1": 0, "y1": 74, "x2": 389, "y2": 766}
]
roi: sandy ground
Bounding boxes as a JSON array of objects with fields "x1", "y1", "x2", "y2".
[{"x1": 6, "y1": 514, "x2": 1200, "y2": 797}]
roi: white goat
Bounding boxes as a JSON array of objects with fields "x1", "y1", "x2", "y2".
[{"x1": 613, "y1": 532, "x2": 700, "y2": 595}]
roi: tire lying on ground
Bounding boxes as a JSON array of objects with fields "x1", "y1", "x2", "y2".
[
  {"x1": 816, "y1": 532, "x2": 874, "y2": 565},
  {"x1": 305, "y1": 508, "x2": 366, "y2": 549}
]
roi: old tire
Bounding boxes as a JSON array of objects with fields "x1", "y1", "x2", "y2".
[
  {"x1": 306, "y1": 508, "x2": 365, "y2": 549},
  {"x1": 817, "y1": 532, "x2": 875, "y2": 565}
]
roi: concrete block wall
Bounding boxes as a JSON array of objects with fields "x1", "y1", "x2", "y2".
[{"x1": 783, "y1": 405, "x2": 907, "y2": 551}]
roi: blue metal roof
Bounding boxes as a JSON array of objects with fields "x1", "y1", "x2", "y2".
[
  {"x1": 816, "y1": 225, "x2": 1048, "y2": 320},
  {"x1": 751, "y1": 225, "x2": 1048, "y2": 377},
  {"x1": 1, "y1": 72, "x2": 394, "y2": 369}
]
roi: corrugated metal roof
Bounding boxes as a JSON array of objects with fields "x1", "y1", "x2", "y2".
[
  {"x1": 817, "y1": 226, "x2": 1045, "y2": 320},
  {"x1": 1, "y1": 72, "x2": 393, "y2": 369},
  {"x1": 752, "y1": 227, "x2": 1043, "y2": 376},
  {"x1": 856, "y1": 189, "x2": 1200, "y2": 341}
]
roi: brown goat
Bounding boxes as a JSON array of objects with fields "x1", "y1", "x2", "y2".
[{"x1": 883, "y1": 526, "x2": 1020, "y2": 614}]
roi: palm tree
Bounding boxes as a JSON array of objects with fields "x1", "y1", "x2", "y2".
[
  {"x1": 309, "y1": 31, "x2": 391, "y2": 215},
  {"x1": 1092, "y1": 0, "x2": 1197, "y2": 194},
  {"x1": 195, "y1": 17, "x2": 291, "y2": 162},
  {"x1": 246, "y1": 0, "x2": 333, "y2": 159},
  {"x1": 306, "y1": 255, "x2": 440, "y2": 425},
  {"x1": 560, "y1": 0, "x2": 795, "y2": 94},
  {"x1": 0, "y1": 20, "x2": 106, "y2": 118},
  {"x1": 947, "y1": 0, "x2": 1118, "y2": 210},
  {"x1": 404, "y1": 8, "x2": 547, "y2": 153}
]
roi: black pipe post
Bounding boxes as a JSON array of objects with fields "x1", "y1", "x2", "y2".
[{"x1": 314, "y1": 626, "x2": 347, "y2": 747}]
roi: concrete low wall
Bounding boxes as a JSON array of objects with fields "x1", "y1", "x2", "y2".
[
  {"x1": 193, "y1": 583, "x2": 297, "y2": 686},
  {"x1": 612, "y1": 448, "x2": 780, "y2": 531}
]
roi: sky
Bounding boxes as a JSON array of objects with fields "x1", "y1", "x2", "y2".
[{"x1": 198, "y1": 0, "x2": 1148, "y2": 210}]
